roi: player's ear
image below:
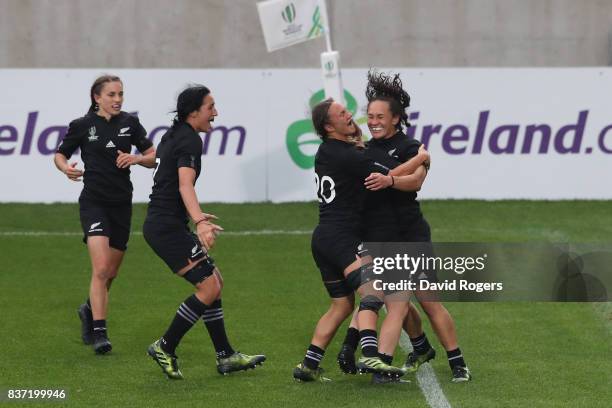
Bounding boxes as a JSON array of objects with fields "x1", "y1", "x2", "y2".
[
  {"x1": 392, "y1": 115, "x2": 400, "y2": 126},
  {"x1": 324, "y1": 123, "x2": 334, "y2": 133}
]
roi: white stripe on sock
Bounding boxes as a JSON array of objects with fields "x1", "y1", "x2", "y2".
[
  {"x1": 202, "y1": 308, "x2": 222, "y2": 315},
  {"x1": 202, "y1": 311, "x2": 223, "y2": 319},
  {"x1": 177, "y1": 309, "x2": 197, "y2": 324},
  {"x1": 202, "y1": 315, "x2": 224, "y2": 323},
  {"x1": 179, "y1": 304, "x2": 200, "y2": 321}
]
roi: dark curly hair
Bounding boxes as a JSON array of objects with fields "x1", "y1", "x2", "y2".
[
  {"x1": 172, "y1": 84, "x2": 210, "y2": 127},
  {"x1": 365, "y1": 70, "x2": 411, "y2": 131}
]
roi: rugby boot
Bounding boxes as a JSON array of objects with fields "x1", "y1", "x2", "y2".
[
  {"x1": 356, "y1": 356, "x2": 405, "y2": 377},
  {"x1": 371, "y1": 372, "x2": 411, "y2": 384},
  {"x1": 451, "y1": 366, "x2": 472, "y2": 383},
  {"x1": 216, "y1": 351, "x2": 266, "y2": 375},
  {"x1": 337, "y1": 344, "x2": 357, "y2": 374},
  {"x1": 77, "y1": 303, "x2": 94, "y2": 345},
  {"x1": 147, "y1": 339, "x2": 183, "y2": 380},
  {"x1": 403, "y1": 347, "x2": 436, "y2": 373},
  {"x1": 293, "y1": 363, "x2": 331, "y2": 382}
]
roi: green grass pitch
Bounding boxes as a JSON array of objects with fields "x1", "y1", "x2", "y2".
[{"x1": 1, "y1": 201, "x2": 611, "y2": 407}]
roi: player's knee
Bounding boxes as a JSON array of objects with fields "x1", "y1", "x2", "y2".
[
  {"x1": 359, "y1": 295, "x2": 384, "y2": 314},
  {"x1": 92, "y1": 263, "x2": 113, "y2": 281},
  {"x1": 386, "y1": 302, "x2": 409, "y2": 321},
  {"x1": 106, "y1": 267, "x2": 119, "y2": 280},
  {"x1": 328, "y1": 305, "x2": 353, "y2": 322},
  {"x1": 420, "y1": 300, "x2": 445, "y2": 316},
  {"x1": 328, "y1": 293, "x2": 354, "y2": 317},
  {"x1": 203, "y1": 281, "x2": 221, "y2": 301}
]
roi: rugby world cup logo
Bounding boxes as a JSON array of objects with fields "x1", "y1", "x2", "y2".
[
  {"x1": 88, "y1": 126, "x2": 98, "y2": 141},
  {"x1": 325, "y1": 61, "x2": 334, "y2": 72},
  {"x1": 281, "y1": 3, "x2": 296, "y2": 23}
]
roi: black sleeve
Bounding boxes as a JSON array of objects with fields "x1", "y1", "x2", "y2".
[
  {"x1": 175, "y1": 135, "x2": 201, "y2": 169},
  {"x1": 130, "y1": 116, "x2": 153, "y2": 153},
  {"x1": 345, "y1": 147, "x2": 389, "y2": 179},
  {"x1": 56, "y1": 119, "x2": 84, "y2": 159},
  {"x1": 398, "y1": 139, "x2": 422, "y2": 162}
]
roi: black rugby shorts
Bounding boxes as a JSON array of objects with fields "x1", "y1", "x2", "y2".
[
  {"x1": 143, "y1": 219, "x2": 214, "y2": 274},
  {"x1": 79, "y1": 198, "x2": 131, "y2": 251}
]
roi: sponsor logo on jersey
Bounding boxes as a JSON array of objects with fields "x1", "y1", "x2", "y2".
[
  {"x1": 388, "y1": 148, "x2": 397, "y2": 157},
  {"x1": 106, "y1": 141, "x2": 116, "y2": 148},
  {"x1": 88, "y1": 126, "x2": 99, "y2": 141}
]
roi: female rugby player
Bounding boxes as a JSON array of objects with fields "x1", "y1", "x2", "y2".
[
  {"x1": 340, "y1": 71, "x2": 471, "y2": 383},
  {"x1": 54, "y1": 74, "x2": 156, "y2": 354},
  {"x1": 143, "y1": 84, "x2": 265, "y2": 380}
]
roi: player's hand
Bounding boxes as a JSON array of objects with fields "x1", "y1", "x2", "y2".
[
  {"x1": 418, "y1": 145, "x2": 431, "y2": 169},
  {"x1": 116, "y1": 150, "x2": 140, "y2": 168},
  {"x1": 200, "y1": 212, "x2": 218, "y2": 221},
  {"x1": 196, "y1": 221, "x2": 224, "y2": 250},
  {"x1": 365, "y1": 172, "x2": 393, "y2": 190},
  {"x1": 64, "y1": 161, "x2": 83, "y2": 181}
]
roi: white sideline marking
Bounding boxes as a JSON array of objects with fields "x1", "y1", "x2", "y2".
[
  {"x1": 398, "y1": 331, "x2": 452, "y2": 408},
  {"x1": 0, "y1": 229, "x2": 312, "y2": 237}
]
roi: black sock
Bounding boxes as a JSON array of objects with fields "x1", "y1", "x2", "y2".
[
  {"x1": 92, "y1": 319, "x2": 107, "y2": 338},
  {"x1": 447, "y1": 348, "x2": 466, "y2": 369},
  {"x1": 359, "y1": 329, "x2": 378, "y2": 358},
  {"x1": 85, "y1": 298, "x2": 91, "y2": 310},
  {"x1": 303, "y1": 344, "x2": 325, "y2": 370},
  {"x1": 343, "y1": 327, "x2": 359, "y2": 350},
  {"x1": 201, "y1": 299, "x2": 235, "y2": 359},
  {"x1": 161, "y1": 295, "x2": 207, "y2": 355},
  {"x1": 379, "y1": 352, "x2": 393, "y2": 365},
  {"x1": 410, "y1": 332, "x2": 432, "y2": 355}
]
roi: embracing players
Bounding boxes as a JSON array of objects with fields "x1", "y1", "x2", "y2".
[{"x1": 293, "y1": 98, "x2": 429, "y2": 382}]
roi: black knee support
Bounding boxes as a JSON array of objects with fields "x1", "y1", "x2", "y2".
[
  {"x1": 358, "y1": 295, "x2": 384, "y2": 313},
  {"x1": 346, "y1": 262, "x2": 376, "y2": 291},
  {"x1": 182, "y1": 257, "x2": 215, "y2": 285}
]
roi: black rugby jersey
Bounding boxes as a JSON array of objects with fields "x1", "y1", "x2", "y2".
[
  {"x1": 146, "y1": 123, "x2": 202, "y2": 222},
  {"x1": 365, "y1": 131, "x2": 425, "y2": 229},
  {"x1": 315, "y1": 138, "x2": 389, "y2": 228},
  {"x1": 56, "y1": 111, "x2": 151, "y2": 203}
]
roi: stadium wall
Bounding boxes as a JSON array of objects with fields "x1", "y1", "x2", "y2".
[
  {"x1": 1, "y1": 68, "x2": 610, "y2": 202},
  {"x1": 2, "y1": 0, "x2": 612, "y2": 68}
]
